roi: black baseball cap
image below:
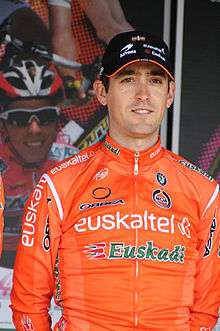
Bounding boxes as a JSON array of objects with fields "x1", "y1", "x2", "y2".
[{"x1": 99, "y1": 31, "x2": 174, "y2": 81}]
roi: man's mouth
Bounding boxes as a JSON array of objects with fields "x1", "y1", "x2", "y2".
[
  {"x1": 25, "y1": 141, "x2": 44, "y2": 147},
  {"x1": 132, "y1": 108, "x2": 154, "y2": 114}
]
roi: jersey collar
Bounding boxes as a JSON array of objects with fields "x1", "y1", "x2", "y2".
[{"x1": 102, "y1": 135, "x2": 164, "y2": 165}]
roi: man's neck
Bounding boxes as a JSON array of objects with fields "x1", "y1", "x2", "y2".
[{"x1": 109, "y1": 130, "x2": 159, "y2": 152}]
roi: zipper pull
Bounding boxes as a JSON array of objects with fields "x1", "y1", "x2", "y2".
[{"x1": 134, "y1": 151, "x2": 139, "y2": 175}]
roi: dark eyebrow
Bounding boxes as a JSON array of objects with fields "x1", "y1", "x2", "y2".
[
  {"x1": 116, "y1": 67, "x2": 166, "y2": 78},
  {"x1": 150, "y1": 69, "x2": 166, "y2": 77},
  {"x1": 116, "y1": 69, "x2": 135, "y2": 77}
]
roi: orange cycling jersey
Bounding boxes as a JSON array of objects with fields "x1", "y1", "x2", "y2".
[
  {"x1": 0, "y1": 175, "x2": 4, "y2": 256},
  {"x1": 11, "y1": 136, "x2": 220, "y2": 331}
]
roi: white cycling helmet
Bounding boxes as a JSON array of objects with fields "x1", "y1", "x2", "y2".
[{"x1": 0, "y1": 58, "x2": 64, "y2": 106}]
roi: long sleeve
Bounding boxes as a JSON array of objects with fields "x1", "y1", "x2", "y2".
[
  {"x1": 10, "y1": 174, "x2": 62, "y2": 331},
  {"x1": 190, "y1": 183, "x2": 220, "y2": 330}
]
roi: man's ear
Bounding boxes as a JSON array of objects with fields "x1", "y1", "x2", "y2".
[
  {"x1": 166, "y1": 81, "x2": 176, "y2": 108},
  {"x1": 93, "y1": 80, "x2": 107, "y2": 106}
]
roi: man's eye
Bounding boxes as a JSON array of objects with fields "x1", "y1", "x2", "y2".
[
  {"x1": 151, "y1": 78, "x2": 163, "y2": 84},
  {"x1": 120, "y1": 77, "x2": 134, "y2": 83}
]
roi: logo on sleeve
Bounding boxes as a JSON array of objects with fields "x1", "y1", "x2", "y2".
[
  {"x1": 204, "y1": 212, "x2": 217, "y2": 257},
  {"x1": 21, "y1": 176, "x2": 47, "y2": 247},
  {"x1": 42, "y1": 215, "x2": 50, "y2": 251},
  {"x1": 21, "y1": 315, "x2": 35, "y2": 331},
  {"x1": 179, "y1": 160, "x2": 213, "y2": 181}
]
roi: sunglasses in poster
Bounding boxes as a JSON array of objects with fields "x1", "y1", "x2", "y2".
[{"x1": 0, "y1": 107, "x2": 60, "y2": 127}]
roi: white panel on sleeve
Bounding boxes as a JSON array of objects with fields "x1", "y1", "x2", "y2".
[
  {"x1": 202, "y1": 184, "x2": 219, "y2": 218},
  {"x1": 44, "y1": 174, "x2": 64, "y2": 220}
]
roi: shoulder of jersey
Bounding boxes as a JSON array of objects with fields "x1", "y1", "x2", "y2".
[
  {"x1": 47, "y1": 141, "x2": 101, "y2": 178},
  {"x1": 165, "y1": 149, "x2": 215, "y2": 185}
]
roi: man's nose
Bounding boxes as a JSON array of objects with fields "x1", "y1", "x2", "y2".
[
  {"x1": 135, "y1": 81, "x2": 150, "y2": 101},
  {"x1": 27, "y1": 117, "x2": 41, "y2": 133}
]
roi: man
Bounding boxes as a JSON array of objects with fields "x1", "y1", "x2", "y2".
[
  {"x1": 10, "y1": 31, "x2": 220, "y2": 330},
  {"x1": 0, "y1": 57, "x2": 77, "y2": 268}
]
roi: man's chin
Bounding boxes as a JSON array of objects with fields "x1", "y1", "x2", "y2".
[{"x1": 21, "y1": 154, "x2": 48, "y2": 167}]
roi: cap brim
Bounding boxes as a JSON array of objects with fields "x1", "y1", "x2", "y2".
[{"x1": 106, "y1": 59, "x2": 175, "y2": 81}]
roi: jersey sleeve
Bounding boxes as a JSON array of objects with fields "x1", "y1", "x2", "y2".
[
  {"x1": 10, "y1": 174, "x2": 63, "y2": 331},
  {"x1": 190, "y1": 183, "x2": 220, "y2": 330},
  {"x1": 0, "y1": 175, "x2": 4, "y2": 257}
]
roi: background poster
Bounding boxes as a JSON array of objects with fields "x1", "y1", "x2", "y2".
[
  {"x1": 176, "y1": 2, "x2": 220, "y2": 328},
  {"x1": 179, "y1": 0, "x2": 220, "y2": 184},
  {"x1": 0, "y1": 0, "x2": 165, "y2": 329}
]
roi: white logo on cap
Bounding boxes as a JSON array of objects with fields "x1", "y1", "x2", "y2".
[{"x1": 120, "y1": 43, "x2": 136, "y2": 58}]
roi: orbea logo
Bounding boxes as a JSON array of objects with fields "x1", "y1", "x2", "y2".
[
  {"x1": 85, "y1": 241, "x2": 186, "y2": 264},
  {"x1": 79, "y1": 199, "x2": 124, "y2": 211},
  {"x1": 50, "y1": 151, "x2": 95, "y2": 174},
  {"x1": 74, "y1": 210, "x2": 191, "y2": 238},
  {"x1": 120, "y1": 43, "x2": 136, "y2": 58}
]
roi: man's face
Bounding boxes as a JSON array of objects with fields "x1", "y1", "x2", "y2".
[
  {"x1": 3, "y1": 98, "x2": 59, "y2": 165},
  {"x1": 95, "y1": 62, "x2": 175, "y2": 148}
]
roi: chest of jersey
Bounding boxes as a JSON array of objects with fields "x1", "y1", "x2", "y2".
[{"x1": 55, "y1": 152, "x2": 201, "y2": 329}]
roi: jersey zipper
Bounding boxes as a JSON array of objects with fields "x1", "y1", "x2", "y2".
[
  {"x1": 134, "y1": 151, "x2": 140, "y2": 176},
  {"x1": 134, "y1": 151, "x2": 140, "y2": 327}
]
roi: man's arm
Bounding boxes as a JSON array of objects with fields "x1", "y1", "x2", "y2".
[
  {"x1": 106, "y1": 0, "x2": 132, "y2": 28},
  {"x1": 190, "y1": 183, "x2": 220, "y2": 330},
  {"x1": 48, "y1": 1, "x2": 88, "y2": 100},
  {"x1": 79, "y1": 0, "x2": 134, "y2": 44},
  {"x1": 48, "y1": 1, "x2": 78, "y2": 76},
  {"x1": 10, "y1": 174, "x2": 62, "y2": 331},
  {"x1": 0, "y1": 176, "x2": 4, "y2": 256}
]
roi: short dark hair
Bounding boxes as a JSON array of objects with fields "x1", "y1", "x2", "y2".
[{"x1": 101, "y1": 75, "x2": 110, "y2": 92}]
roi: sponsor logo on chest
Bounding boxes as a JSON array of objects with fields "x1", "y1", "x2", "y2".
[
  {"x1": 74, "y1": 210, "x2": 191, "y2": 238},
  {"x1": 85, "y1": 241, "x2": 186, "y2": 263}
]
